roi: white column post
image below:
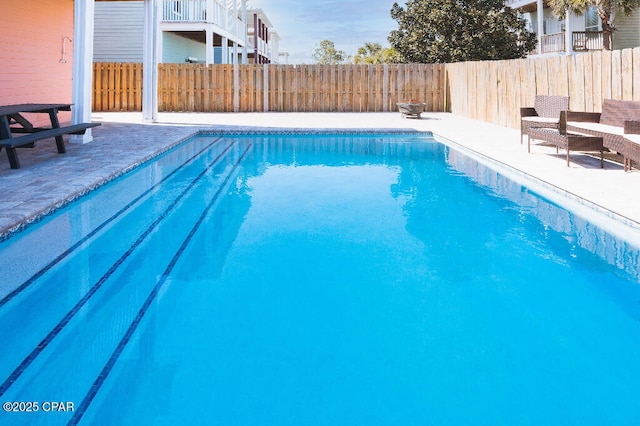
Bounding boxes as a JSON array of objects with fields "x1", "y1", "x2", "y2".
[
  {"x1": 70, "y1": 0, "x2": 95, "y2": 144},
  {"x1": 233, "y1": 0, "x2": 238, "y2": 43},
  {"x1": 222, "y1": 36, "x2": 229, "y2": 64},
  {"x1": 143, "y1": 0, "x2": 159, "y2": 122},
  {"x1": 205, "y1": 0, "x2": 214, "y2": 64},
  {"x1": 536, "y1": 0, "x2": 544, "y2": 54},
  {"x1": 241, "y1": 0, "x2": 248, "y2": 64},
  {"x1": 206, "y1": 0, "x2": 214, "y2": 24},
  {"x1": 565, "y1": 8, "x2": 574, "y2": 54},
  {"x1": 206, "y1": 28, "x2": 214, "y2": 64}
]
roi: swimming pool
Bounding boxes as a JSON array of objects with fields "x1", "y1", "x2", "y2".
[{"x1": 1, "y1": 133, "x2": 640, "y2": 425}]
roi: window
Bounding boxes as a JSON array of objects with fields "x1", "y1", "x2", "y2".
[
  {"x1": 544, "y1": 17, "x2": 562, "y2": 34},
  {"x1": 585, "y1": 7, "x2": 600, "y2": 31}
]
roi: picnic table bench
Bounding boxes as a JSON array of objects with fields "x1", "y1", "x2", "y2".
[{"x1": 0, "y1": 103, "x2": 100, "y2": 169}]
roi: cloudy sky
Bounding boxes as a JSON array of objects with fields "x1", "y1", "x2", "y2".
[{"x1": 247, "y1": 0, "x2": 399, "y2": 64}]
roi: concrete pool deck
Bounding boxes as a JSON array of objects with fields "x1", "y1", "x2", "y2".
[{"x1": 1, "y1": 112, "x2": 639, "y2": 243}]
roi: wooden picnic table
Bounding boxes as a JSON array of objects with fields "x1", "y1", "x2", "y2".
[{"x1": 0, "y1": 103, "x2": 99, "y2": 169}]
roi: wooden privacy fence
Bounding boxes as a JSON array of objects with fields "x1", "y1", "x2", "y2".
[
  {"x1": 93, "y1": 46, "x2": 640, "y2": 129},
  {"x1": 93, "y1": 63, "x2": 445, "y2": 114},
  {"x1": 93, "y1": 63, "x2": 143, "y2": 112},
  {"x1": 446, "y1": 46, "x2": 640, "y2": 128}
]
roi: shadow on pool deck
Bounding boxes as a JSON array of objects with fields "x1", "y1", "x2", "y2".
[{"x1": 1, "y1": 112, "x2": 639, "y2": 242}]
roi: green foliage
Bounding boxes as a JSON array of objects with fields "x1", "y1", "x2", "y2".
[
  {"x1": 312, "y1": 40, "x2": 347, "y2": 64},
  {"x1": 547, "y1": 0, "x2": 640, "y2": 50},
  {"x1": 388, "y1": 0, "x2": 537, "y2": 63},
  {"x1": 354, "y1": 42, "x2": 401, "y2": 64}
]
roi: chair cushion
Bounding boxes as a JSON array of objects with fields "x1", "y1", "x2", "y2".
[
  {"x1": 567, "y1": 121, "x2": 624, "y2": 135},
  {"x1": 625, "y1": 134, "x2": 640, "y2": 144},
  {"x1": 522, "y1": 116, "x2": 558, "y2": 124}
]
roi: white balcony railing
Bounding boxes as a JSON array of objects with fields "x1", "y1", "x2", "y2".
[
  {"x1": 247, "y1": 36, "x2": 271, "y2": 58},
  {"x1": 572, "y1": 31, "x2": 604, "y2": 50},
  {"x1": 504, "y1": 0, "x2": 536, "y2": 7},
  {"x1": 537, "y1": 31, "x2": 604, "y2": 54},
  {"x1": 162, "y1": 0, "x2": 206, "y2": 21},
  {"x1": 540, "y1": 33, "x2": 565, "y2": 53},
  {"x1": 161, "y1": 0, "x2": 246, "y2": 41}
]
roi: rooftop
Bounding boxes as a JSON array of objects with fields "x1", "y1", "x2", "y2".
[{"x1": 1, "y1": 112, "x2": 639, "y2": 244}]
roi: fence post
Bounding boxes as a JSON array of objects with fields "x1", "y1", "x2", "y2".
[
  {"x1": 383, "y1": 64, "x2": 389, "y2": 112},
  {"x1": 234, "y1": 63, "x2": 239, "y2": 112},
  {"x1": 264, "y1": 64, "x2": 269, "y2": 112}
]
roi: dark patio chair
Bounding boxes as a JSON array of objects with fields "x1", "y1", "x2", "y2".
[
  {"x1": 623, "y1": 120, "x2": 640, "y2": 171},
  {"x1": 520, "y1": 95, "x2": 570, "y2": 144}
]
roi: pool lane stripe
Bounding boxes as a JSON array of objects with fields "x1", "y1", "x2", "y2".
[
  {"x1": 0, "y1": 141, "x2": 240, "y2": 398},
  {"x1": 68, "y1": 144, "x2": 252, "y2": 425},
  {"x1": 0, "y1": 137, "x2": 226, "y2": 309}
]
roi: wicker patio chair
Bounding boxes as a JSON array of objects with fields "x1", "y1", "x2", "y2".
[
  {"x1": 565, "y1": 99, "x2": 640, "y2": 155},
  {"x1": 520, "y1": 95, "x2": 570, "y2": 144},
  {"x1": 623, "y1": 120, "x2": 640, "y2": 172}
]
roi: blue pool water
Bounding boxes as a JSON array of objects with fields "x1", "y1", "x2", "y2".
[{"x1": 1, "y1": 133, "x2": 640, "y2": 425}]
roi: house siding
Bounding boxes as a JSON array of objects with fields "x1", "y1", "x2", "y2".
[
  {"x1": 0, "y1": 0, "x2": 73, "y2": 124},
  {"x1": 162, "y1": 33, "x2": 207, "y2": 63},
  {"x1": 516, "y1": 1, "x2": 639, "y2": 54},
  {"x1": 613, "y1": 9, "x2": 640, "y2": 49},
  {"x1": 94, "y1": 1, "x2": 144, "y2": 62}
]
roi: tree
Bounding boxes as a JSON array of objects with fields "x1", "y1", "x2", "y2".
[
  {"x1": 547, "y1": 0, "x2": 640, "y2": 50},
  {"x1": 312, "y1": 40, "x2": 347, "y2": 64},
  {"x1": 388, "y1": 0, "x2": 537, "y2": 63},
  {"x1": 354, "y1": 42, "x2": 401, "y2": 64}
]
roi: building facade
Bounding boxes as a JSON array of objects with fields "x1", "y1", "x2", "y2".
[
  {"x1": 0, "y1": 1, "x2": 75, "y2": 116},
  {"x1": 246, "y1": 8, "x2": 280, "y2": 64},
  {"x1": 94, "y1": 0, "x2": 281, "y2": 65},
  {"x1": 507, "y1": 0, "x2": 640, "y2": 55},
  {"x1": 0, "y1": 0, "x2": 96, "y2": 139}
]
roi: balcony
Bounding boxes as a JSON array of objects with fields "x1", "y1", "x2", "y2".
[
  {"x1": 540, "y1": 33, "x2": 565, "y2": 54},
  {"x1": 572, "y1": 31, "x2": 604, "y2": 50},
  {"x1": 537, "y1": 31, "x2": 603, "y2": 54},
  {"x1": 504, "y1": 0, "x2": 537, "y2": 8},
  {"x1": 247, "y1": 36, "x2": 270, "y2": 57},
  {"x1": 161, "y1": 0, "x2": 246, "y2": 42},
  {"x1": 162, "y1": 0, "x2": 206, "y2": 22}
]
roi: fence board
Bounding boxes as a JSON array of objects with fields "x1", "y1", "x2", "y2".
[
  {"x1": 534, "y1": 59, "x2": 548, "y2": 95},
  {"x1": 611, "y1": 50, "x2": 623, "y2": 100},
  {"x1": 92, "y1": 63, "x2": 102, "y2": 111},
  {"x1": 568, "y1": 55, "x2": 585, "y2": 111},
  {"x1": 474, "y1": 62, "x2": 484, "y2": 121},
  {"x1": 551, "y1": 56, "x2": 568, "y2": 97},
  {"x1": 504, "y1": 60, "x2": 519, "y2": 127},
  {"x1": 226, "y1": 65, "x2": 234, "y2": 112},
  {"x1": 621, "y1": 49, "x2": 634, "y2": 100},
  {"x1": 521, "y1": 58, "x2": 536, "y2": 107},
  {"x1": 635, "y1": 48, "x2": 640, "y2": 101},
  {"x1": 107, "y1": 63, "x2": 115, "y2": 110},
  {"x1": 601, "y1": 50, "x2": 613, "y2": 104},
  {"x1": 583, "y1": 53, "x2": 594, "y2": 111},
  {"x1": 590, "y1": 51, "x2": 602, "y2": 110}
]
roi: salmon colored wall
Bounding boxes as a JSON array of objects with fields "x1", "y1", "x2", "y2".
[{"x1": 0, "y1": 0, "x2": 74, "y2": 123}]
